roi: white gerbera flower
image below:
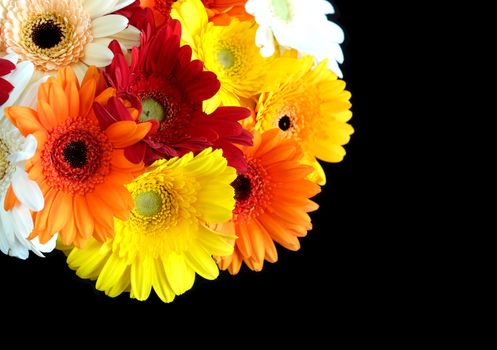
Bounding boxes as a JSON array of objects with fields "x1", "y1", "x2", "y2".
[
  {"x1": 0, "y1": 0, "x2": 140, "y2": 80},
  {"x1": 245, "y1": 0, "x2": 345, "y2": 77},
  {"x1": 0, "y1": 118, "x2": 56, "y2": 259}
]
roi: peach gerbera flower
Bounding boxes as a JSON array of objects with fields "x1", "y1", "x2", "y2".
[
  {"x1": 215, "y1": 129, "x2": 320, "y2": 274},
  {"x1": 4, "y1": 66, "x2": 151, "y2": 247},
  {"x1": 0, "y1": 0, "x2": 139, "y2": 79}
]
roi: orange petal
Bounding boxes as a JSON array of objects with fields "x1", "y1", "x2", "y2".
[
  {"x1": 86, "y1": 192, "x2": 115, "y2": 241},
  {"x1": 95, "y1": 87, "x2": 116, "y2": 106},
  {"x1": 228, "y1": 248, "x2": 243, "y2": 275},
  {"x1": 60, "y1": 211, "x2": 77, "y2": 246},
  {"x1": 33, "y1": 188, "x2": 56, "y2": 232},
  {"x1": 73, "y1": 195, "x2": 94, "y2": 241},
  {"x1": 47, "y1": 191, "x2": 73, "y2": 238},
  {"x1": 234, "y1": 224, "x2": 252, "y2": 259},
  {"x1": 58, "y1": 66, "x2": 80, "y2": 90},
  {"x1": 92, "y1": 184, "x2": 131, "y2": 221},
  {"x1": 105, "y1": 121, "x2": 151, "y2": 148},
  {"x1": 3, "y1": 106, "x2": 45, "y2": 136},
  {"x1": 49, "y1": 81, "x2": 69, "y2": 123},
  {"x1": 79, "y1": 79, "x2": 96, "y2": 118},
  {"x1": 65, "y1": 80, "x2": 80, "y2": 119},
  {"x1": 258, "y1": 214, "x2": 300, "y2": 251},
  {"x1": 37, "y1": 100, "x2": 58, "y2": 130},
  {"x1": 3, "y1": 184, "x2": 19, "y2": 211}
]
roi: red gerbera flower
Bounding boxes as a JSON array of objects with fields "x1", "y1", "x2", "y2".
[
  {"x1": 105, "y1": 19, "x2": 252, "y2": 172},
  {"x1": 0, "y1": 58, "x2": 15, "y2": 106}
]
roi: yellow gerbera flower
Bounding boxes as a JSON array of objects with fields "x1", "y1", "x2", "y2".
[
  {"x1": 171, "y1": 0, "x2": 276, "y2": 113},
  {"x1": 255, "y1": 56, "x2": 354, "y2": 185},
  {"x1": 66, "y1": 148, "x2": 237, "y2": 302}
]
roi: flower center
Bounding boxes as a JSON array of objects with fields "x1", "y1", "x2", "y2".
[
  {"x1": 22, "y1": 14, "x2": 70, "y2": 54},
  {"x1": 232, "y1": 175, "x2": 251, "y2": 202},
  {"x1": 278, "y1": 115, "x2": 292, "y2": 131},
  {"x1": 134, "y1": 190, "x2": 163, "y2": 217},
  {"x1": 0, "y1": 139, "x2": 10, "y2": 183},
  {"x1": 62, "y1": 140, "x2": 88, "y2": 168},
  {"x1": 31, "y1": 19, "x2": 64, "y2": 49},
  {"x1": 270, "y1": 0, "x2": 294, "y2": 22},
  {"x1": 130, "y1": 183, "x2": 178, "y2": 235},
  {"x1": 217, "y1": 48, "x2": 235, "y2": 69},
  {"x1": 41, "y1": 118, "x2": 112, "y2": 195},
  {"x1": 233, "y1": 159, "x2": 272, "y2": 222},
  {"x1": 139, "y1": 98, "x2": 166, "y2": 123}
]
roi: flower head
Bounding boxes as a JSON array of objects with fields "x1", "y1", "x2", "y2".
[
  {"x1": 67, "y1": 148, "x2": 237, "y2": 302},
  {"x1": 255, "y1": 56, "x2": 353, "y2": 185},
  {"x1": 0, "y1": 118, "x2": 55, "y2": 259},
  {"x1": 216, "y1": 129, "x2": 320, "y2": 274},
  {"x1": 4, "y1": 66, "x2": 150, "y2": 247},
  {"x1": 172, "y1": 0, "x2": 276, "y2": 112},
  {"x1": 245, "y1": 0, "x2": 345, "y2": 77},
  {"x1": 105, "y1": 20, "x2": 252, "y2": 171},
  {"x1": 0, "y1": 0, "x2": 140, "y2": 79}
]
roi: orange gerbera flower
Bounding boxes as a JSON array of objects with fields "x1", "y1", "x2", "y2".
[
  {"x1": 202, "y1": 0, "x2": 251, "y2": 25},
  {"x1": 215, "y1": 129, "x2": 320, "y2": 274},
  {"x1": 4, "y1": 66, "x2": 151, "y2": 247}
]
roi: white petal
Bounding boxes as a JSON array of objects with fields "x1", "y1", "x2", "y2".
[
  {"x1": 92, "y1": 14, "x2": 128, "y2": 38},
  {"x1": 30, "y1": 234, "x2": 57, "y2": 256},
  {"x1": 255, "y1": 26, "x2": 275, "y2": 57},
  {"x1": 0, "y1": 60, "x2": 34, "y2": 113},
  {"x1": 81, "y1": 42, "x2": 114, "y2": 67},
  {"x1": 10, "y1": 204, "x2": 33, "y2": 239},
  {"x1": 109, "y1": 25, "x2": 140, "y2": 49},
  {"x1": 14, "y1": 74, "x2": 49, "y2": 109},
  {"x1": 84, "y1": 0, "x2": 135, "y2": 19},
  {"x1": 71, "y1": 62, "x2": 89, "y2": 82},
  {"x1": 0, "y1": 208, "x2": 15, "y2": 255},
  {"x1": 2, "y1": 53, "x2": 18, "y2": 64},
  {"x1": 7, "y1": 134, "x2": 37, "y2": 163},
  {"x1": 11, "y1": 168, "x2": 44, "y2": 211}
]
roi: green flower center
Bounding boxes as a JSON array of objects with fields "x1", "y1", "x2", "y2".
[
  {"x1": 270, "y1": 0, "x2": 293, "y2": 22},
  {"x1": 134, "y1": 190, "x2": 163, "y2": 217},
  {"x1": 217, "y1": 48, "x2": 235, "y2": 69},
  {"x1": 139, "y1": 98, "x2": 165, "y2": 123}
]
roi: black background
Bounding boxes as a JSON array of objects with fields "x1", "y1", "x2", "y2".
[{"x1": 1, "y1": 0, "x2": 402, "y2": 328}]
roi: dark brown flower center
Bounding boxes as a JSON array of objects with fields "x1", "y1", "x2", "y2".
[
  {"x1": 278, "y1": 115, "x2": 292, "y2": 131},
  {"x1": 232, "y1": 175, "x2": 252, "y2": 202},
  {"x1": 31, "y1": 19, "x2": 64, "y2": 49},
  {"x1": 62, "y1": 140, "x2": 88, "y2": 168}
]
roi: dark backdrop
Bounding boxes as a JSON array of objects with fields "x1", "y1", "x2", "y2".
[{"x1": 0, "y1": 0, "x2": 397, "y2": 325}]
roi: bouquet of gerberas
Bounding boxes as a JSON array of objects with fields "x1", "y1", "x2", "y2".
[{"x1": 0, "y1": 0, "x2": 352, "y2": 302}]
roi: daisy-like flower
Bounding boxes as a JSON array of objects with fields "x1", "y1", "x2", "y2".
[
  {"x1": 0, "y1": 0, "x2": 140, "y2": 79},
  {"x1": 0, "y1": 118, "x2": 56, "y2": 259},
  {"x1": 215, "y1": 129, "x2": 320, "y2": 274},
  {"x1": 0, "y1": 53, "x2": 34, "y2": 113},
  {"x1": 67, "y1": 148, "x2": 237, "y2": 303},
  {"x1": 105, "y1": 20, "x2": 252, "y2": 171},
  {"x1": 255, "y1": 56, "x2": 353, "y2": 185},
  {"x1": 202, "y1": 0, "x2": 251, "y2": 25},
  {"x1": 4, "y1": 66, "x2": 151, "y2": 247},
  {"x1": 172, "y1": 0, "x2": 278, "y2": 112},
  {"x1": 245, "y1": 0, "x2": 345, "y2": 77}
]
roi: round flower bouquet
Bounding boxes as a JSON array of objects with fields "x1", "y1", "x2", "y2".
[{"x1": 0, "y1": 0, "x2": 352, "y2": 303}]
